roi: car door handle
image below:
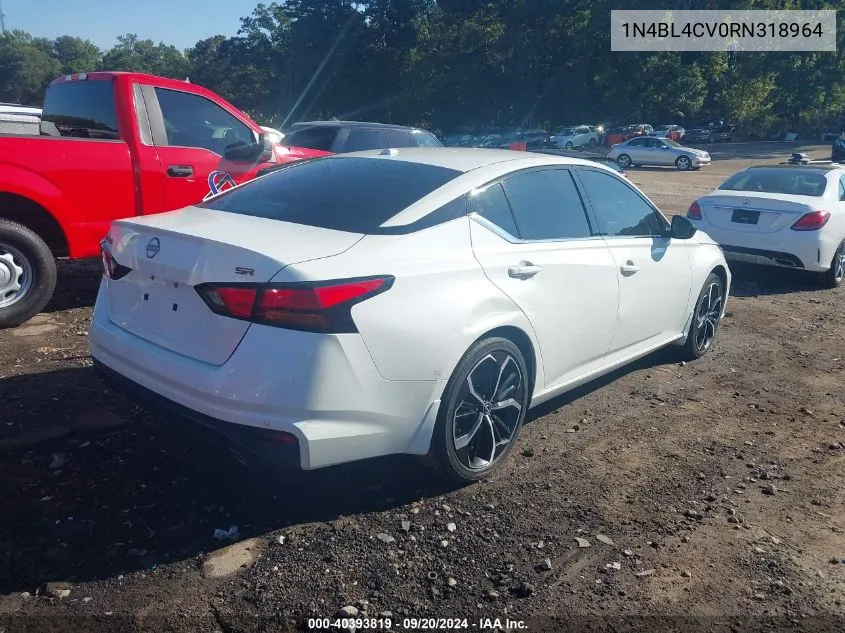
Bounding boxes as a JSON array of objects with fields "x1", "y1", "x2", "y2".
[
  {"x1": 167, "y1": 165, "x2": 194, "y2": 177},
  {"x1": 508, "y1": 263, "x2": 542, "y2": 279},
  {"x1": 620, "y1": 261, "x2": 640, "y2": 275}
]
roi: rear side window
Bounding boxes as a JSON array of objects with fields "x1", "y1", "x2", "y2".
[
  {"x1": 281, "y1": 126, "x2": 338, "y2": 152},
  {"x1": 412, "y1": 130, "x2": 443, "y2": 147},
  {"x1": 41, "y1": 80, "x2": 119, "y2": 139},
  {"x1": 343, "y1": 129, "x2": 386, "y2": 152},
  {"x1": 468, "y1": 183, "x2": 519, "y2": 238},
  {"x1": 501, "y1": 169, "x2": 592, "y2": 240},
  {"x1": 201, "y1": 157, "x2": 461, "y2": 234},
  {"x1": 386, "y1": 129, "x2": 414, "y2": 147}
]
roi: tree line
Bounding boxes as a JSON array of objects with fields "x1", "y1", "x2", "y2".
[{"x1": 1, "y1": 0, "x2": 843, "y2": 136}]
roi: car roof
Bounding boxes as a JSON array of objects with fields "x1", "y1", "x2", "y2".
[
  {"x1": 328, "y1": 147, "x2": 605, "y2": 173},
  {"x1": 746, "y1": 164, "x2": 844, "y2": 173},
  {"x1": 288, "y1": 120, "x2": 426, "y2": 132}
]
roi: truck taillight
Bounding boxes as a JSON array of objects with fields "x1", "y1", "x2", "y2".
[
  {"x1": 195, "y1": 276, "x2": 394, "y2": 334},
  {"x1": 791, "y1": 210, "x2": 830, "y2": 231},
  {"x1": 100, "y1": 242, "x2": 131, "y2": 280}
]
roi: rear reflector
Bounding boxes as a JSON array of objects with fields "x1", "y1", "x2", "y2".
[
  {"x1": 791, "y1": 210, "x2": 830, "y2": 231},
  {"x1": 100, "y1": 241, "x2": 132, "y2": 280},
  {"x1": 195, "y1": 276, "x2": 394, "y2": 334},
  {"x1": 687, "y1": 201, "x2": 702, "y2": 220}
]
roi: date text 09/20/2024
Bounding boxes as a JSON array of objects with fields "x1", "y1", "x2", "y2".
[{"x1": 307, "y1": 617, "x2": 528, "y2": 630}]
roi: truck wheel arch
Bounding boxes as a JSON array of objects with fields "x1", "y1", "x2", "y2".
[{"x1": 0, "y1": 193, "x2": 68, "y2": 257}]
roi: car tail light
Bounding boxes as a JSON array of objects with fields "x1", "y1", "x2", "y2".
[
  {"x1": 791, "y1": 210, "x2": 830, "y2": 231},
  {"x1": 100, "y1": 241, "x2": 131, "y2": 280},
  {"x1": 195, "y1": 276, "x2": 394, "y2": 334},
  {"x1": 687, "y1": 201, "x2": 702, "y2": 220}
]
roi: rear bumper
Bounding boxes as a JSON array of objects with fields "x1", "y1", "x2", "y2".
[
  {"x1": 94, "y1": 360, "x2": 301, "y2": 467},
  {"x1": 88, "y1": 283, "x2": 444, "y2": 470}
]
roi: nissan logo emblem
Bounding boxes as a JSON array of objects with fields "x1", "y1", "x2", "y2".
[{"x1": 146, "y1": 237, "x2": 161, "y2": 259}]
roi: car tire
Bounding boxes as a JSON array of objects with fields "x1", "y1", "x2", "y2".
[
  {"x1": 679, "y1": 272, "x2": 724, "y2": 361},
  {"x1": 617, "y1": 154, "x2": 632, "y2": 168},
  {"x1": 821, "y1": 240, "x2": 845, "y2": 289},
  {"x1": 588, "y1": 138, "x2": 597, "y2": 148},
  {"x1": 430, "y1": 337, "x2": 530, "y2": 483},
  {"x1": 675, "y1": 156, "x2": 692, "y2": 171},
  {"x1": 565, "y1": 141, "x2": 574, "y2": 150},
  {"x1": 0, "y1": 218, "x2": 57, "y2": 329}
]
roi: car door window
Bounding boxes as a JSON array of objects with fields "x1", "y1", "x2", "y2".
[
  {"x1": 501, "y1": 169, "x2": 592, "y2": 240},
  {"x1": 627, "y1": 138, "x2": 647, "y2": 147},
  {"x1": 839, "y1": 176, "x2": 845, "y2": 201},
  {"x1": 155, "y1": 88, "x2": 254, "y2": 154},
  {"x1": 468, "y1": 182, "x2": 520, "y2": 238},
  {"x1": 578, "y1": 168, "x2": 669, "y2": 237},
  {"x1": 386, "y1": 129, "x2": 414, "y2": 147},
  {"x1": 649, "y1": 138, "x2": 666, "y2": 148},
  {"x1": 343, "y1": 129, "x2": 387, "y2": 152}
]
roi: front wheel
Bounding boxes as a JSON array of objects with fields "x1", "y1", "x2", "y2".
[
  {"x1": 430, "y1": 337, "x2": 530, "y2": 483},
  {"x1": 0, "y1": 219, "x2": 57, "y2": 328},
  {"x1": 821, "y1": 240, "x2": 845, "y2": 289},
  {"x1": 676, "y1": 155, "x2": 692, "y2": 171},
  {"x1": 680, "y1": 272, "x2": 724, "y2": 361},
  {"x1": 616, "y1": 153, "x2": 632, "y2": 168},
  {"x1": 564, "y1": 141, "x2": 574, "y2": 150}
]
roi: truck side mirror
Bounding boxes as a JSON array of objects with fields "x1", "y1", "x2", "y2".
[{"x1": 223, "y1": 133, "x2": 274, "y2": 163}]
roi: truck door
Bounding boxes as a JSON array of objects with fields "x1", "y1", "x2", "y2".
[{"x1": 141, "y1": 85, "x2": 271, "y2": 211}]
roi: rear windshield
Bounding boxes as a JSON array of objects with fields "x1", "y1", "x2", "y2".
[
  {"x1": 201, "y1": 157, "x2": 462, "y2": 233},
  {"x1": 719, "y1": 168, "x2": 828, "y2": 197},
  {"x1": 41, "y1": 79, "x2": 120, "y2": 139}
]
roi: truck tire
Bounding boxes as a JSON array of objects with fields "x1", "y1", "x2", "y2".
[{"x1": 0, "y1": 218, "x2": 57, "y2": 328}]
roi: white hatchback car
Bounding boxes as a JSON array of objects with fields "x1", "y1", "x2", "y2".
[
  {"x1": 688, "y1": 165, "x2": 845, "y2": 288},
  {"x1": 90, "y1": 149, "x2": 730, "y2": 482}
]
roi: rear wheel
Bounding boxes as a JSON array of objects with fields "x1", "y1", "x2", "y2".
[
  {"x1": 821, "y1": 240, "x2": 845, "y2": 289},
  {"x1": 565, "y1": 141, "x2": 574, "y2": 150},
  {"x1": 0, "y1": 219, "x2": 57, "y2": 328},
  {"x1": 680, "y1": 273, "x2": 724, "y2": 361},
  {"x1": 430, "y1": 337, "x2": 530, "y2": 483},
  {"x1": 617, "y1": 153, "x2": 632, "y2": 168},
  {"x1": 588, "y1": 138, "x2": 597, "y2": 148}
]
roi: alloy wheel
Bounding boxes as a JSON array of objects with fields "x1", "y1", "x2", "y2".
[
  {"x1": 834, "y1": 242, "x2": 845, "y2": 283},
  {"x1": 0, "y1": 243, "x2": 33, "y2": 308},
  {"x1": 451, "y1": 351, "x2": 525, "y2": 472},
  {"x1": 694, "y1": 280, "x2": 722, "y2": 353},
  {"x1": 617, "y1": 154, "x2": 632, "y2": 168},
  {"x1": 677, "y1": 156, "x2": 692, "y2": 170}
]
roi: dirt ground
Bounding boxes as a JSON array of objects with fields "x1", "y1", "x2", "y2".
[{"x1": 1, "y1": 142, "x2": 844, "y2": 633}]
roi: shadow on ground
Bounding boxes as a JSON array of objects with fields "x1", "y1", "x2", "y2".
[
  {"x1": 42, "y1": 259, "x2": 102, "y2": 314},
  {"x1": 0, "y1": 340, "x2": 681, "y2": 593},
  {"x1": 727, "y1": 262, "x2": 829, "y2": 298}
]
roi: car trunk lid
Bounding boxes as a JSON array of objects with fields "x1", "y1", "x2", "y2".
[
  {"x1": 699, "y1": 193, "x2": 817, "y2": 234},
  {"x1": 104, "y1": 207, "x2": 363, "y2": 365}
]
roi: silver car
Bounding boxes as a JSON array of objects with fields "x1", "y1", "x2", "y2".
[{"x1": 607, "y1": 136, "x2": 711, "y2": 171}]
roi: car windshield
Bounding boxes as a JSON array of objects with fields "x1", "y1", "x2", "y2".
[
  {"x1": 201, "y1": 157, "x2": 462, "y2": 233},
  {"x1": 663, "y1": 138, "x2": 681, "y2": 147},
  {"x1": 718, "y1": 168, "x2": 828, "y2": 197},
  {"x1": 655, "y1": 125, "x2": 672, "y2": 131}
]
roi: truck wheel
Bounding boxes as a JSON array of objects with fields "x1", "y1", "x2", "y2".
[{"x1": 0, "y1": 219, "x2": 57, "y2": 328}]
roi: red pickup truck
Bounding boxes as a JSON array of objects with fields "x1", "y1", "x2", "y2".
[{"x1": 0, "y1": 71, "x2": 322, "y2": 328}]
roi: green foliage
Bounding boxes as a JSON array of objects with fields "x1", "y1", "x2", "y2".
[{"x1": 0, "y1": 1, "x2": 842, "y2": 136}]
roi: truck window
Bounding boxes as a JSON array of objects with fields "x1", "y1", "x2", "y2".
[
  {"x1": 41, "y1": 79, "x2": 120, "y2": 140},
  {"x1": 280, "y1": 126, "x2": 339, "y2": 152},
  {"x1": 154, "y1": 88, "x2": 255, "y2": 155}
]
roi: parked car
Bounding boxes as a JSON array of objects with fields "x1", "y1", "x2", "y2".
[
  {"x1": 684, "y1": 119, "x2": 736, "y2": 144},
  {"x1": 534, "y1": 149, "x2": 628, "y2": 177},
  {"x1": 279, "y1": 120, "x2": 442, "y2": 155},
  {"x1": 479, "y1": 134, "x2": 503, "y2": 148},
  {"x1": 608, "y1": 136, "x2": 710, "y2": 171},
  {"x1": 831, "y1": 134, "x2": 845, "y2": 162},
  {"x1": 604, "y1": 124, "x2": 650, "y2": 148},
  {"x1": 0, "y1": 71, "x2": 324, "y2": 329},
  {"x1": 495, "y1": 130, "x2": 549, "y2": 150},
  {"x1": 649, "y1": 125, "x2": 685, "y2": 142},
  {"x1": 443, "y1": 134, "x2": 475, "y2": 147},
  {"x1": 90, "y1": 148, "x2": 730, "y2": 482},
  {"x1": 688, "y1": 165, "x2": 845, "y2": 288},
  {"x1": 549, "y1": 125, "x2": 600, "y2": 149}
]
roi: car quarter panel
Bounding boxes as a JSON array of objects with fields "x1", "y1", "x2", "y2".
[{"x1": 282, "y1": 216, "x2": 545, "y2": 388}]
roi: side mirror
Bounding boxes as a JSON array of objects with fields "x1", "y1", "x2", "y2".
[
  {"x1": 670, "y1": 214, "x2": 697, "y2": 239},
  {"x1": 223, "y1": 133, "x2": 275, "y2": 163}
]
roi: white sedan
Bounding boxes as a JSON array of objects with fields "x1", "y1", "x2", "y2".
[
  {"x1": 89, "y1": 148, "x2": 730, "y2": 482},
  {"x1": 688, "y1": 165, "x2": 845, "y2": 288},
  {"x1": 608, "y1": 136, "x2": 710, "y2": 171}
]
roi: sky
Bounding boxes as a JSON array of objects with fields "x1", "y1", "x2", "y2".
[{"x1": 1, "y1": 0, "x2": 261, "y2": 51}]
